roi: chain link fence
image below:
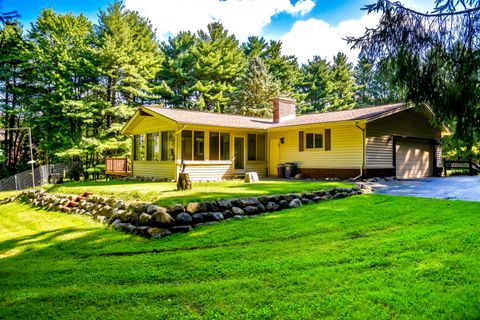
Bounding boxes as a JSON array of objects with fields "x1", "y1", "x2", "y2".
[{"x1": 0, "y1": 162, "x2": 81, "y2": 191}]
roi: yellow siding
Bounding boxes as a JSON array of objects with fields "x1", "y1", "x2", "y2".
[
  {"x1": 129, "y1": 115, "x2": 176, "y2": 134},
  {"x1": 245, "y1": 161, "x2": 267, "y2": 177},
  {"x1": 177, "y1": 162, "x2": 233, "y2": 181},
  {"x1": 268, "y1": 122, "x2": 364, "y2": 170},
  {"x1": 366, "y1": 136, "x2": 393, "y2": 168},
  {"x1": 133, "y1": 161, "x2": 176, "y2": 179}
]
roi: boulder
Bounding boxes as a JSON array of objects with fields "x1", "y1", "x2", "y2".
[
  {"x1": 279, "y1": 200, "x2": 288, "y2": 208},
  {"x1": 301, "y1": 198, "x2": 314, "y2": 205},
  {"x1": 100, "y1": 205, "x2": 113, "y2": 218},
  {"x1": 172, "y1": 225, "x2": 193, "y2": 233},
  {"x1": 231, "y1": 207, "x2": 244, "y2": 215},
  {"x1": 146, "y1": 204, "x2": 159, "y2": 214},
  {"x1": 223, "y1": 210, "x2": 233, "y2": 219},
  {"x1": 206, "y1": 212, "x2": 224, "y2": 221},
  {"x1": 169, "y1": 204, "x2": 185, "y2": 215},
  {"x1": 257, "y1": 203, "x2": 266, "y2": 213},
  {"x1": 243, "y1": 206, "x2": 258, "y2": 215},
  {"x1": 333, "y1": 192, "x2": 348, "y2": 199},
  {"x1": 257, "y1": 195, "x2": 270, "y2": 204},
  {"x1": 186, "y1": 202, "x2": 207, "y2": 214},
  {"x1": 147, "y1": 227, "x2": 172, "y2": 238},
  {"x1": 288, "y1": 199, "x2": 302, "y2": 208},
  {"x1": 192, "y1": 213, "x2": 204, "y2": 223},
  {"x1": 138, "y1": 213, "x2": 152, "y2": 225},
  {"x1": 113, "y1": 200, "x2": 124, "y2": 209},
  {"x1": 265, "y1": 201, "x2": 279, "y2": 212},
  {"x1": 135, "y1": 226, "x2": 150, "y2": 237},
  {"x1": 216, "y1": 198, "x2": 232, "y2": 211},
  {"x1": 204, "y1": 201, "x2": 219, "y2": 212},
  {"x1": 176, "y1": 212, "x2": 193, "y2": 225},
  {"x1": 151, "y1": 209, "x2": 174, "y2": 226}
]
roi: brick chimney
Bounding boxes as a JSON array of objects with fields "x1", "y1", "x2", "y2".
[{"x1": 273, "y1": 97, "x2": 296, "y2": 123}]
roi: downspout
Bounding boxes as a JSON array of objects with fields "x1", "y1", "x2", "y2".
[{"x1": 353, "y1": 122, "x2": 366, "y2": 180}]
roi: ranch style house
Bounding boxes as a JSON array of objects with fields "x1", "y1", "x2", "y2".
[{"x1": 120, "y1": 97, "x2": 450, "y2": 181}]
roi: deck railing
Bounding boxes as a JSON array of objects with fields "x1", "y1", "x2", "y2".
[
  {"x1": 105, "y1": 157, "x2": 132, "y2": 176},
  {"x1": 442, "y1": 159, "x2": 479, "y2": 176}
]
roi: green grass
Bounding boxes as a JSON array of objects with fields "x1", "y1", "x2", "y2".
[
  {"x1": 44, "y1": 179, "x2": 353, "y2": 206},
  {"x1": 0, "y1": 190, "x2": 20, "y2": 201},
  {"x1": 0, "y1": 195, "x2": 479, "y2": 319}
]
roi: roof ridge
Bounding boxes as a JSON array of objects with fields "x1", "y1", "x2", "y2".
[{"x1": 144, "y1": 105, "x2": 271, "y2": 121}]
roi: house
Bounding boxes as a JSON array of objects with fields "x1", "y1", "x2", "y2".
[{"x1": 120, "y1": 97, "x2": 450, "y2": 181}]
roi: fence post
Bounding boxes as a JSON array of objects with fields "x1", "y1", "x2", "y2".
[{"x1": 14, "y1": 174, "x2": 18, "y2": 190}]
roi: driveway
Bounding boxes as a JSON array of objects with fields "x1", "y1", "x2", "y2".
[{"x1": 372, "y1": 176, "x2": 480, "y2": 202}]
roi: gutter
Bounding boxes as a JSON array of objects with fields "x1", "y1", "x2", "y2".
[{"x1": 353, "y1": 122, "x2": 366, "y2": 180}]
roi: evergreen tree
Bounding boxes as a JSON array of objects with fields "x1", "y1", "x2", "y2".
[
  {"x1": 28, "y1": 9, "x2": 95, "y2": 163},
  {"x1": 191, "y1": 22, "x2": 245, "y2": 112},
  {"x1": 93, "y1": 1, "x2": 163, "y2": 158},
  {"x1": 158, "y1": 31, "x2": 197, "y2": 108},
  {"x1": 230, "y1": 56, "x2": 279, "y2": 118},
  {"x1": 0, "y1": 22, "x2": 31, "y2": 176},
  {"x1": 354, "y1": 53, "x2": 375, "y2": 106},
  {"x1": 243, "y1": 36, "x2": 303, "y2": 100},
  {"x1": 329, "y1": 52, "x2": 357, "y2": 111},
  {"x1": 299, "y1": 56, "x2": 334, "y2": 113}
]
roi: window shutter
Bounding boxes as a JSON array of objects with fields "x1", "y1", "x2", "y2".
[
  {"x1": 325, "y1": 129, "x2": 331, "y2": 151},
  {"x1": 299, "y1": 131, "x2": 304, "y2": 152}
]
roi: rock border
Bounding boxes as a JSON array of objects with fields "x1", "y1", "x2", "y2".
[{"x1": 13, "y1": 184, "x2": 372, "y2": 238}]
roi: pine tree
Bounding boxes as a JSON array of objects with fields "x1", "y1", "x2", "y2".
[
  {"x1": 94, "y1": 1, "x2": 163, "y2": 157},
  {"x1": 230, "y1": 56, "x2": 279, "y2": 118},
  {"x1": 158, "y1": 31, "x2": 197, "y2": 108},
  {"x1": 329, "y1": 52, "x2": 357, "y2": 111},
  {"x1": 0, "y1": 22, "x2": 31, "y2": 176},
  {"x1": 299, "y1": 56, "x2": 334, "y2": 113},
  {"x1": 28, "y1": 9, "x2": 95, "y2": 162},
  {"x1": 191, "y1": 22, "x2": 245, "y2": 112},
  {"x1": 354, "y1": 53, "x2": 374, "y2": 106}
]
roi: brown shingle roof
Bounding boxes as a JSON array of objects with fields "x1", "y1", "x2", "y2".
[
  {"x1": 143, "y1": 106, "x2": 273, "y2": 129},
  {"x1": 143, "y1": 103, "x2": 406, "y2": 129}
]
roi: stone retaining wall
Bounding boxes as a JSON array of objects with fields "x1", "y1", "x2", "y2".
[{"x1": 15, "y1": 184, "x2": 372, "y2": 238}]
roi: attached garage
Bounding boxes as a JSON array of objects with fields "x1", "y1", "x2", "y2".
[{"x1": 395, "y1": 138, "x2": 433, "y2": 179}]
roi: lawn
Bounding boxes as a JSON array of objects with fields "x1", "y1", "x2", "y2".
[
  {"x1": 44, "y1": 179, "x2": 354, "y2": 206},
  {"x1": 0, "y1": 195, "x2": 479, "y2": 319},
  {"x1": 0, "y1": 190, "x2": 20, "y2": 201}
]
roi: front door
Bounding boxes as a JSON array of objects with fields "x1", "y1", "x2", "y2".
[
  {"x1": 269, "y1": 138, "x2": 280, "y2": 176},
  {"x1": 234, "y1": 137, "x2": 245, "y2": 173}
]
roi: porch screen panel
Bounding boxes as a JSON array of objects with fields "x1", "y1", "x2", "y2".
[
  {"x1": 161, "y1": 131, "x2": 175, "y2": 161},
  {"x1": 209, "y1": 132, "x2": 220, "y2": 160},
  {"x1": 194, "y1": 131, "x2": 204, "y2": 160},
  {"x1": 220, "y1": 133, "x2": 230, "y2": 160},
  {"x1": 181, "y1": 130, "x2": 193, "y2": 160}
]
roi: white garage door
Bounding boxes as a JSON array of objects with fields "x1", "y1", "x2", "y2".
[{"x1": 396, "y1": 139, "x2": 433, "y2": 179}]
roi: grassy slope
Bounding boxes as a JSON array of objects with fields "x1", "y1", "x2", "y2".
[
  {"x1": 0, "y1": 195, "x2": 479, "y2": 319},
  {"x1": 45, "y1": 179, "x2": 353, "y2": 206}
]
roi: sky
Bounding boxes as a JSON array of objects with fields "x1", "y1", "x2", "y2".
[{"x1": 3, "y1": 0, "x2": 437, "y2": 64}]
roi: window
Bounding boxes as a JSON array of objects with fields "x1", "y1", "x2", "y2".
[
  {"x1": 194, "y1": 131, "x2": 204, "y2": 160},
  {"x1": 161, "y1": 131, "x2": 175, "y2": 161},
  {"x1": 247, "y1": 133, "x2": 266, "y2": 161},
  {"x1": 133, "y1": 134, "x2": 145, "y2": 161},
  {"x1": 209, "y1": 132, "x2": 230, "y2": 160},
  {"x1": 181, "y1": 130, "x2": 205, "y2": 161},
  {"x1": 209, "y1": 132, "x2": 219, "y2": 160},
  {"x1": 306, "y1": 133, "x2": 323, "y2": 149},
  {"x1": 220, "y1": 133, "x2": 230, "y2": 160},
  {"x1": 146, "y1": 133, "x2": 160, "y2": 161},
  {"x1": 181, "y1": 130, "x2": 193, "y2": 160}
]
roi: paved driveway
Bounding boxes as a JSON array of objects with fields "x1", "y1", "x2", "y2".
[{"x1": 372, "y1": 176, "x2": 480, "y2": 202}]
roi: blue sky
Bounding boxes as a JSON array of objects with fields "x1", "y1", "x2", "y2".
[{"x1": 3, "y1": 0, "x2": 436, "y2": 63}]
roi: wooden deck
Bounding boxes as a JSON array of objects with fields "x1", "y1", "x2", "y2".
[{"x1": 105, "y1": 158, "x2": 132, "y2": 176}]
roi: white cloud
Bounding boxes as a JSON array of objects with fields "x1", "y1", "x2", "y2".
[
  {"x1": 280, "y1": 12, "x2": 381, "y2": 65},
  {"x1": 124, "y1": 0, "x2": 315, "y2": 42}
]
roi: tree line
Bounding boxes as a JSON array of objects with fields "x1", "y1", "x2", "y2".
[{"x1": 0, "y1": 1, "x2": 410, "y2": 177}]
